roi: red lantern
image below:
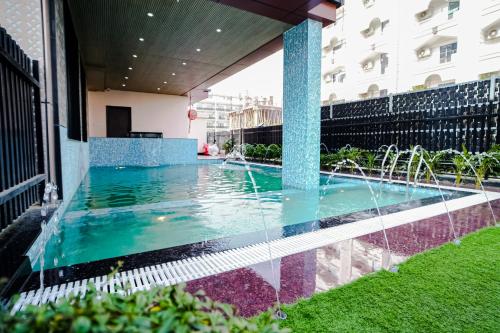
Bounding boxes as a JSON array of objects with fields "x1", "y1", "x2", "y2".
[
  {"x1": 188, "y1": 108, "x2": 197, "y2": 134},
  {"x1": 188, "y1": 109, "x2": 197, "y2": 120}
]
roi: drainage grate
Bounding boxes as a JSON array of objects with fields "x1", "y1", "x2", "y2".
[
  {"x1": 13, "y1": 240, "x2": 279, "y2": 312},
  {"x1": 12, "y1": 192, "x2": 497, "y2": 312}
]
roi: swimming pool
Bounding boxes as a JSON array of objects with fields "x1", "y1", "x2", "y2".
[{"x1": 40, "y1": 162, "x2": 462, "y2": 270}]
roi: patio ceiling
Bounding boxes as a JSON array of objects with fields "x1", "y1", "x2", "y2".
[
  {"x1": 67, "y1": 0, "x2": 294, "y2": 97},
  {"x1": 67, "y1": 0, "x2": 340, "y2": 98}
]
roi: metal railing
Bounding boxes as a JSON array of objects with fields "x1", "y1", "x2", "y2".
[{"x1": 0, "y1": 26, "x2": 45, "y2": 231}]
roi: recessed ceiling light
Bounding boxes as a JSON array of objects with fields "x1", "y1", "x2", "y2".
[
  {"x1": 182, "y1": 62, "x2": 186, "y2": 66},
  {"x1": 216, "y1": 28, "x2": 222, "y2": 33},
  {"x1": 163, "y1": 81, "x2": 167, "y2": 84},
  {"x1": 132, "y1": 54, "x2": 138, "y2": 58},
  {"x1": 172, "y1": 72, "x2": 176, "y2": 76},
  {"x1": 122, "y1": 84, "x2": 126, "y2": 87},
  {"x1": 128, "y1": 67, "x2": 133, "y2": 70},
  {"x1": 147, "y1": 12, "x2": 154, "y2": 17},
  {"x1": 196, "y1": 48, "x2": 201, "y2": 52},
  {"x1": 124, "y1": 76, "x2": 128, "y2": 79},
  {"x1": 139, "y1": 37, "x2": 144, "y2": 42}
]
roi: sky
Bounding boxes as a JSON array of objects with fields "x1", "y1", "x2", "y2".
[{"x1": 209, "y1": 50, "x2": 284, "y2": 106}]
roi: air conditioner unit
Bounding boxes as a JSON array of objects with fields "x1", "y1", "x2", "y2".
[
  {"x1": 363, "y1": 0, "x2": 375, "y2": 7},
  {"x1": 487, "y1": 28, "x2": 498, "y2": 40},
  {"x1": 418, "y1": 48, "x2": 431, "y2": 58},
  {"x1": 363, "y1": 61, "x2": 374, "y2": 70},
  {"x1": 363, "y1": 26, "x2": 375, "y2": 36},
  {"x1": 418, "y1": 10, "x2": 431, "y2": 20}
]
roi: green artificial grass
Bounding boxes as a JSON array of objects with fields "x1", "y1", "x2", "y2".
[{"x1": 277, "y1": 227, "x2": 500, "y2": 333}]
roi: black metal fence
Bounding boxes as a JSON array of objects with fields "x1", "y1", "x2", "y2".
[
  {"x1": 237, "y1": 125, "x2": 283, "y2": 146},
  {"x1": 322, "y1": 79, "x2": 500, "y2": 152},
  {"x1": 0, "y1": 26, "x2": 45, "y2": 231},
  {"x1": 231, "y1": 78, "x2": 500, "y2": 153}
]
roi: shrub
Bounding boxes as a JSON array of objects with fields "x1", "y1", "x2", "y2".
[
  {"x1": 243, "y1": 144, "x2": 255, "y2": 158},
  {"x1": 452, "y1": 155, "x2": 467, "y2": 186},
  {"x1": 487, "y1": 145, "x2": 500, "y2": 177},
  {"x1": 0, "y1": 284, "x2": 288, "y2": 333},
  {"x1": 423, "y1": 150, "x2": 446, "y2": 183},
  {"x1": 266, "y1": 144, "x2": 281, "y2": 160},
  {"x1": 488, "y1": 144, "x2": 500, "y2": 153},
  {"x1": 320, "y1": 153, "x2": 342, "y2": 170},
  {"x1": 254, "y1": 144, "x2": 267, "y2": 160},
  {"x1": 363, "y1": 152, "x2": 376, "y2": 175},
  {"x1": 474, "y1": 153, "x2": 498, "y2": 187}
]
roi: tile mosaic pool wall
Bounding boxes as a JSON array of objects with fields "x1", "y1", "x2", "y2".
[
  {"x1": 89, "y1": 137, "x2": 197, "y2": 167},
  {"x1": 60, "y1": 127, "x2": 89, "y2": 204},
  {"x1": 282, "y1": 19, "x2": 321, "y2": 190}
]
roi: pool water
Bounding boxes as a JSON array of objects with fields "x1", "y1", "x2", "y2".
[{"x1": 41, "y1": 163, "x2": 452, "y2": 269}]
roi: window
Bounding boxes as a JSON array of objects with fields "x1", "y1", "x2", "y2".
[
  {"x1": 448, "y1": 0, "x2": 460, "y2": 19},
  {"x1": 332, "y1": 71, "x2": 346, "y2": 83},
  {"x1": 440, "y1": 42, "x2": 457, "y2": 63},
  {"x1": 381, "y1": 20, "x2": 389, "y2": 32},
  {"x1": 380, "y1": 54, "x2": 389, "y2": 74}
]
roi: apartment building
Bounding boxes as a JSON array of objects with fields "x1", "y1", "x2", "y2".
[
  {"x1": 321, "y1": 0, "x2": 500, "y2": 105},
  {"x1": 194, "y1": 94, "x2": 244, "y2": 132}
]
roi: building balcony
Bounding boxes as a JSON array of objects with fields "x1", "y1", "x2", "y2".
[{"x1": 414, "y1": 0, "x2": 460, "y2": 31}]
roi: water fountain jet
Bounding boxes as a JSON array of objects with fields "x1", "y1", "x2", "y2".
[
  {"x1": 37, "y1": 182, "x2": 61, "y2": 293},
  {"x1": 379, "y1": 144, "x2": 399, "y2": 183},
  {"x1": 225, "y1": 147, "x2": 285, "y2": 319},
  {"x1": 407, "y1": 146, "x2": 459, "y2": 244},
  {"x1": 320, "y1": 143, "x2": 330, "y2": 155},
  {"x1": 327, "y1": 159, "x2": 397, "y2": 272}
]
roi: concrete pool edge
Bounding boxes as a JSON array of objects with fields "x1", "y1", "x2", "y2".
[{"x1": 13, "y1": 190, "x2": 500, "y2": 311}]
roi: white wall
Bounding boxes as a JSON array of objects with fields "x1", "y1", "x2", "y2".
[
  {"x1": 188, "y1": 118, "x2": 208, "y2": 153},
  {"x1": 88, "y1": 90, "x2": 190, "y2": 138}
]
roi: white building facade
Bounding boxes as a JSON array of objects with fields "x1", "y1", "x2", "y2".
[
  {"x1": 194, "y1": 94, "x2": 244, "y2": 132},
  {"x1": 321, "y1": 0, "x2": 500, "y2": 105}
]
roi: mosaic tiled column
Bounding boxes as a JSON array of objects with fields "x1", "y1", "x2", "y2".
[{"x1": 282, "y1": 19, "x2": 322, "y2": 190}]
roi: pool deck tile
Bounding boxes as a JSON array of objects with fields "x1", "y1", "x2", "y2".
[{"x1": 185, "y1": 200, "x2": 500, "y2": 317}]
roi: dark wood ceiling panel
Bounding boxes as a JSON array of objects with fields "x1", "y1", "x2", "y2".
[{"x1": 67, "y1": 0, "x2": 292, "y2": 96}]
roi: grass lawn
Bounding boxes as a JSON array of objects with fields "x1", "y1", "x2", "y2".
[{"x1": 276, "y1": 227, "x2": 500, "y2": 333}]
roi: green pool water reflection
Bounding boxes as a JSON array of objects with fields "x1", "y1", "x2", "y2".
[{"x1": 40, "y1": 163, "x2": 449, "y2": 269}]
